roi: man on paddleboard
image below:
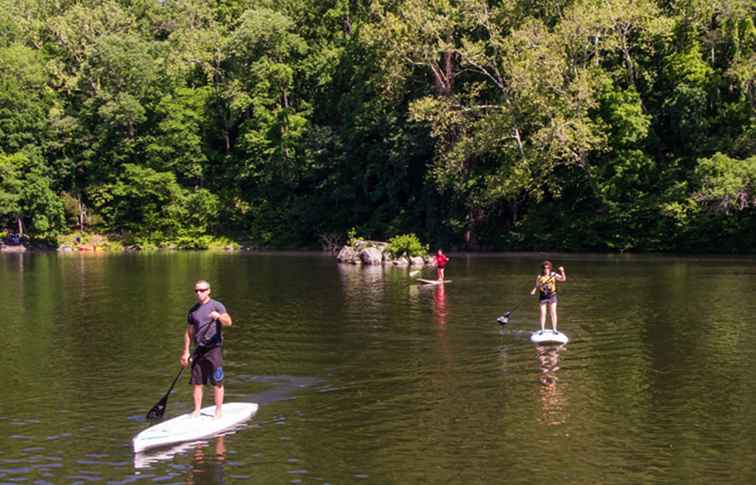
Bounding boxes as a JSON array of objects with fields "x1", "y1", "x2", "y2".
[
  {"x1": 180, "y1": 280, "x2": 233, "y2": 418},
  {"x1": 530, "y1": 261, "x2": 566, "y2": 334}
]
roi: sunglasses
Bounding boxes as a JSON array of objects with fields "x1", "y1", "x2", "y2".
[{"x1": 194, "y1": 288, "x2": 210, "y2": 293}]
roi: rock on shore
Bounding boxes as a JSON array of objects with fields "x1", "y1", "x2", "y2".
[{"x1": 336, "y1": 240, "x2": 431, "y2": 267}]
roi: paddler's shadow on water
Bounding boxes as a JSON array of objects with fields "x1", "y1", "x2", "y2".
[{"x1": 237, "y1": 374, "x2": 322, "y2": 406}]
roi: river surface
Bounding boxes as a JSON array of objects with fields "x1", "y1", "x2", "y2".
[{"x1": 2, "y1": 251, "x2": 756, "y2": 484}]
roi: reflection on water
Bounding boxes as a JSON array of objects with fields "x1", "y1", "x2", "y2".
[
  {"x1": 536, "y1": 345, "x2": 566, "y2": 426},
  {"x1": 337, "y1": 263, "x2": 387, "y2": 313},
  {"x1": 433, "y1": 284, "x2": 447, "y2": 327},
  {"x1": 134, "y1": 440, "x2": 200, "y2": 470},
  {"x1": 134, "y1": 436, "x2": 228, "y2": 483},
  {"x1": 188, "y1": 436, "x2": 226, "y2": 485}
]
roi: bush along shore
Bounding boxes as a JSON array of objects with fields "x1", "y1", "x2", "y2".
[
  {"x1": 336, "y1": 233, "x2": 434, "y2": 266},
  {"x1": 52, "y1": 233, "x2": 243, "y2": 253}
]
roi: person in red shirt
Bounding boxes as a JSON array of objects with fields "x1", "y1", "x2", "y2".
[{"x1": 433, "y1": 249, "x2": 449, "y2": 282}]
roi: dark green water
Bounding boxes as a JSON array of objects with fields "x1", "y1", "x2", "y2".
[{"x1": 2, "y1": 252, "x2": 756, "y2": 484}]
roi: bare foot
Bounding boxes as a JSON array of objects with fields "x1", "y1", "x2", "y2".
[
  {"x1": 213, "y1": 413, "x2": 223, "y2": 420},
  {"x1": 192, "y1": 410, "x2": 201, "y2": 418}
]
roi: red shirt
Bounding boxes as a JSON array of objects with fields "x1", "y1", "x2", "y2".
[{"x1": 435, "y1": 254, "x2": 449, "y2": 268}]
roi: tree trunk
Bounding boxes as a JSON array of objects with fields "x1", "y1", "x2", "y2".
[
  {"x1": 464, "y1": 209, "x2": 485, "y2": 250},
  {"x1": 431, "y1": 48, "x2": 455, "y2": 96},
  {"x1": 443, "y1": 48, "x2": 454, "y2": 94},
  {"x1": 223, "y1": 128, "x2": 231, "y2": 155},
  {"x1": 16, "y1": 216, "x2": 24, "y2": 236},
  {"x1": 593, "y1": 35, "x2": 601, "y2": 66},
  {"x1": 620, "y1": 32, "x2": 635, "y2": 86},
  {"x1": 78, "y1": 196, "x2": 86, "y2": 232}
]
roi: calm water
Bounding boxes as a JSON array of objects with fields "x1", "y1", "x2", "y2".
[{"x1": 2, "y1": 252, "x2": 756, "y2": 484}]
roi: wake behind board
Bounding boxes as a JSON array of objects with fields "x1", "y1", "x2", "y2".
[
  {"x1": 531, "y1": 330, "x2": 569, "y2": 345},
  {"x1": 417, "y1": 278, "x2": 452, "y2": 285},
  {"x1": 133, "y1": 402, "x2": 258, "y2": 453}
]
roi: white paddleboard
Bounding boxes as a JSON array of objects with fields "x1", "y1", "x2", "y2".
[
  {"x1": 133, "y1": 402, "x2": 258, "y2": 453},
  {"x1": 417, "y1": 278, "x2": 452, "y2": 285},
  {"x1": 531, "y1": 330, "x2": 569, "y2": 345}
]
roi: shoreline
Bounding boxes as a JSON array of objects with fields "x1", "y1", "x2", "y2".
[
  {"x1": 4, "y1": 246, "x2": 755, "y2": 261},
  {"x1": 3, "y1": 232, "x2": 755, "y2": 258}
]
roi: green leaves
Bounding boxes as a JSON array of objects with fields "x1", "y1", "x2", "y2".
[
  {"x1": 693, "y1": 153, "x2": 756, "y2": 214},
  {"x1": 0, "y1": 44, "x2": 53, "y2": 152},
  {"x1": 0, "y1": 0, "x2": 751, "y2": 251},
  {"x1": 89, "y1": 164, "x2": 220, "y2": 242},
  {"x1": 0, "y1": 150, "x2": 65, "y2": 240},
  {"x1": 385, "y1": 233, "x2": 429, "y2": 257},
  {"x1": 597, "y1": 85, "x2": 651, "y2": 148},
  {"x1": 146, "y1": 86, "x2": 211, "y2": 185}
]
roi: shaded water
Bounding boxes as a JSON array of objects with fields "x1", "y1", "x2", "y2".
[{"x1": 2, "y1": 252, "x2": 756, "y2": 483}]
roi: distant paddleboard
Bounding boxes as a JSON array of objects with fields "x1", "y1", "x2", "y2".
[
  {"x1": 133, "y1": 402, "x2": 258, "y2": 453},
  {"x1": 417, "y1": 278, "x2": 452, "y2": 285},
  {"x1": 530, "y1": 330, "x2": 569, "y2": 345}
]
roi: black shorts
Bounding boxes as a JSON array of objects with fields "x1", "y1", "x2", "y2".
[
  {"x1": 539, "y1": 294, "x2": 558, "y2": 305},
  {"x1": 190, "y1": 346, "x2": 224, "y2": 386}
]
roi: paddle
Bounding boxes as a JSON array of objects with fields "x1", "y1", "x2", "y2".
[
  {"x1": 496, "y1": 294, "x2": 532, "y2": 325},
  {"x1": 410, "y1": 263, "x2": 435, "y2": 278},
  {"x1": 146, "y1": 350, "x2": 195, "y2": 420}
]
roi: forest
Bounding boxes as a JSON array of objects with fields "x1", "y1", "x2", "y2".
[{"x1": 0, "y1": 0, "x2": 753, "y2": 252}]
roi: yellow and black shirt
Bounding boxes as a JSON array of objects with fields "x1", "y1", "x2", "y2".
[{"x1": 536, "y1": 272, "x2": 558, "y2": 298}]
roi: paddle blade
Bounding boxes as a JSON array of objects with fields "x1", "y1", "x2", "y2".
[
  {"x1": 496, "y1": 311, "x2": 513, "y2": 325},
  {"x1": 145, "y1": 363, "x2": 187, "y2": 420},
  {"x1": 146, "y1": 396, "x2": 167, "y2": 420}
]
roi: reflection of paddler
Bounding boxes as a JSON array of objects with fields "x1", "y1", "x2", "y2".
[
  {"x1": 187, "y1": 436, "x2": 226, "y2": 485},
  {"x1": 536, "y1": 346, "x2": 565, "y2": 426},
  {"x1": 537, "y1": 345, "x2": 560, "y2": 376},
  {"x1": 434, "y1": 283, "x2": 447, "y2": 326},
  {"x1": 530, "y1": 260, "x2": 566, "y2": 334}
]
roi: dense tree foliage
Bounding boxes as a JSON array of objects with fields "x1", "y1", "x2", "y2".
[{"x1": 0, "y1": 0, "x2": 753, "y2": 251}]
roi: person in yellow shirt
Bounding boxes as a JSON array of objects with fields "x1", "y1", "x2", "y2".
[{"x1": 530, "y1": 260, "x2": 566, "y2": 334}]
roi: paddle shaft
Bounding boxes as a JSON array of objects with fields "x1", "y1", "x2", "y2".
[
  {"x1": 163, "y1": 365, "x2": 187, "y2": 400},
  {"x1": 497, "y1": 293, "x2": 535, "y2": 324},
  {"x1": 411, "y1": 261, "x2": 440, "y2": 277},
  {"x1": 146, "y1": 317, "x2": 222, "y2": 419},
  {"x1": 507, "y1": 301, "x2": 521, "y2": 316},
  {"x1": 146, "y1": 350, "x2": 197, "y2": 419},
  {"x1": 506, "y1": 293, "x2": 532, "y2": 316}
]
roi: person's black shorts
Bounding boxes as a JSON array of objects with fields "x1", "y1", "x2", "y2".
[
  {"x1": 190, "y1": 346, "x2": 224, "y2": 386},
  {"x1": 539, "y1": 293, "x2": 558, "y2": 305}
]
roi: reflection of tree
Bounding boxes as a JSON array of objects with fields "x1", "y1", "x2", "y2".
[
  {"x1": 336, "y1": 263, "x2": 386, "y2": 314},
  {"x1": 536, "y1": 345, "x2": 567, "y2": 426},
  {"x1": 185, "y1": 436, "x2": 226, "y2": 485}
]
